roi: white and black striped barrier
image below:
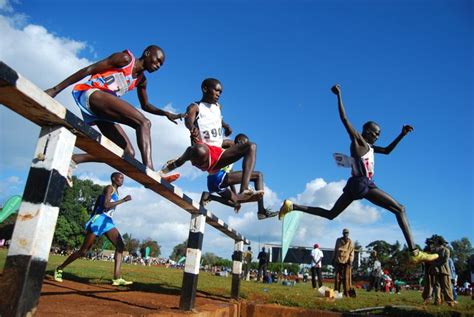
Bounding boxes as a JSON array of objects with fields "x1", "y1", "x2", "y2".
[{"x1": 0, "y1": 61, "x2": 249, "y2": 316}]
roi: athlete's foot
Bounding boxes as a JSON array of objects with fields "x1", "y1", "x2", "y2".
[
  {"x1": 257, "y1": 209, "x2": 279, "y2": 220},
  {"x1": 410, "y1": 249, "x2": 439, "y2": 264},
  {"x1": 112, "y1": 277, "x2": 133, "y2": 286},
  {"x1": 278, "y1": 199, "x2": 293, "y2": 220},
  {"x1": 54, "y1": 267, "x2": 63, "y2": 282},
  {"x1": 154, "y1": 170, "x2": 180, "y2": 183},
  {"x1": 237, "y1": 189, "x2": 264, "y2": 203},
  {"x1": 200, "y1": 192, "x2": 210, "y2": 207},
  {"x1": 66, "y1": 160, "x2": 77, "y2": 188}
]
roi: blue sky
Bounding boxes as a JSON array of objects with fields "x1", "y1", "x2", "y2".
[{"x1": 0, "y1": 0, "x2": 472, "y2": 258}]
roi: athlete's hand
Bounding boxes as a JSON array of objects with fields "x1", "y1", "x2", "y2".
[
  {"x1": 45, "y1": 87, "x2": 58, "y2": 98},
  {"x1": 223, "y1": 125, "x2": 232, "y2": 137},
  {"x1": 401, "y1": 125, "x2": 414, "y2": 136},
  {"x1": 165, "y1": 112, "x2": 184, "y2": 124},
  {"x1": 234, "y1": 203, "x2": 242, "y2": 213},
  {"x1": 331, "y1": 84, "x2": 341, "y2": 95},
  {"x1": 190, "y1": 127, "x2": 200, "y2": 143},
  {"x1": 123, "y1": 195, "x2": 132, "y2": 202}
]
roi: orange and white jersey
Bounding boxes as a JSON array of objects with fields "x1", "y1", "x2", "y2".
[{"x1": 73, "y1": 50, "x2": 142, "y2": 97}]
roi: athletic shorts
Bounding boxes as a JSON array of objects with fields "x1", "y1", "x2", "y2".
[
  {"x1": 203, "y1": 144, "x2": 225, "y2": 174},
  {"x1": 343, "y1": 176, "x2": 377, "y2": 200},
  {"x1": 85, "y1": 213, "x2": 115, "y2": 237},
  {"x1": 72, "y1": 88, "x2": 115, "y2": 125},
  {"x1": 207, "y1": 169, "x2": 227, "y2": 194}
]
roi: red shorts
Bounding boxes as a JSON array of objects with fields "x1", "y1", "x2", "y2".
[
  {"x1": 206, "y1": 144, "x2": 224, "y2": 174},
  {"x1": 194, "y1": 143, "x2": 224, "y2": 174}
]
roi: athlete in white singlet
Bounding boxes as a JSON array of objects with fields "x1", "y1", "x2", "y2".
[{"x1": 279, "y1": 84, "x2": 438, "y2": 264}]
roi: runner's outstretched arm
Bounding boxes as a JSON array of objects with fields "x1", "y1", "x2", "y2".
[{"x1": 373, "y1": 125, "x2": 413, "y2": 154}]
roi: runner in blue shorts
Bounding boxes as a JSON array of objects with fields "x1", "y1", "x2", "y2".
[{"x1": 54, "y1": 172, "x2": 133, "y2": 286}]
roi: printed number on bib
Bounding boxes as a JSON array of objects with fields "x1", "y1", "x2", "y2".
[{"x1": 203, "y1": 128, "x2": 222, "y2": 140}]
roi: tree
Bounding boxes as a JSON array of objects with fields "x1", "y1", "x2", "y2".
[
  {"x1": 451, "y1": 237, "x2": 473, "y2": 283},
  {"x1": 53, "y1": 177, "x2": 103, "y2": 249},
  {"x1": 123, "y1": 233, "x2": 140, "y2": 254},
  {"x1": 170, "y1": 240, "x2": 187, "y2": 261},
  {"x1": 140, "y1": 238, "x2": 161, "y2": 258},
  {"x1": 201, "y1": 252, "x2": 219, "y2": 266}
]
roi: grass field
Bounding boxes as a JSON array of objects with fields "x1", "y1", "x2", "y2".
[{"x1": 1, "y1": 249, "x2": 472, "y2": 316}]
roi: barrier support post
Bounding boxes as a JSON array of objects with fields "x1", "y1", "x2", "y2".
[
  {"x1": 231, "y1": 240, "x2": 243, "y2": 299},
  {"x1": 179, "y1": 213, "x2": 206, "y2": 310},
  {"x1": 0, "y1": 126, "x2": 75, "y2": 317}
]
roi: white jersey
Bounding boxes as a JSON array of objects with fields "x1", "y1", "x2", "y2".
[
  {"x1": 351, "y1": 145, "x2": 375, "y2": 180},
  {"x1": 196, "y1": 102, "x2": 223, "y2": 147}
]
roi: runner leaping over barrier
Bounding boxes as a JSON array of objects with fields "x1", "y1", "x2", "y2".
[{"x1": 0, "y1": 61, "x2": 249, "y2": 316}]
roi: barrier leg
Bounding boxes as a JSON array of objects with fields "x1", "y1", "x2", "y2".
[
  {"x1": 179, "y1": 213, "x2": 206, "y2": 311},
  {"x1": 231, "y1": 240, "x2": 243, "y2": 299},
  {"x1": 0, "y1": 126, "x2": 75, "y2": 317}
]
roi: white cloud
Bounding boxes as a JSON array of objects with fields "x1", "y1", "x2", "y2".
[
  {"x1": 0, "y1": 0, "x2": 13, "y2": 13},
  {"x1": 0, "y1": 175, "x2": 23, "y2": 199},
  {"x1": 0, "y1": 10, "x2": 426, "y2": 259}
]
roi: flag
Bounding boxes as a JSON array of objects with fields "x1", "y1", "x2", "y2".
[{"x1": 281, "y1": 211, "x2": 301, "y2": 262}]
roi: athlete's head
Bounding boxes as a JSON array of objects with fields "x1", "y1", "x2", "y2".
[
  {"x1": 111, "y1": 172, "x2": 124, "y2": 186},
  {"x1": 362, "y1": 121, "x2": 380, "y2": 145},
  {"x1": 142, "y1": 45, "x2": 165, "y2": 73},
  {"x1": 201, "y1": 78, "x2": 223, "y2": 104},
  {"x1": 234, "y1": 133, "x2": 249, "y2": 145}
]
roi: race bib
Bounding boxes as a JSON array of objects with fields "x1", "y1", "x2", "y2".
[{"x1": 333, "y1": 153, "x2": 354, "y2": 168}]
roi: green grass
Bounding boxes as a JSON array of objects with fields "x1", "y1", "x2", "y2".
[{"x1": 1, "y1": 249, "x2": 472, "y2": 316}]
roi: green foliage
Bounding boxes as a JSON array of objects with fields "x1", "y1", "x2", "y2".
[
  {"x1": 267, "y1": 262, "x2": 300, "y2": 274},
  {"x1": 53, "y1": 176, "x2": 103, "y2": 249},
  {"x1": 140, "y1": 238, "x2": 161, "y2": 258},
  {"x1": 170, "y1": 240, "x2": 187, "y2": 261},
  {"x1": 364, "y1": 240, "x2": 421, "y2": 282},
  {"x1": 123, "y1": 233, "x2": 140, "y2": 254},
  {"x1": 450, "y1": 237, "x2": 473, "y2": 283}
]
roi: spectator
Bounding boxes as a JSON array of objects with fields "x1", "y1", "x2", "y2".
[
  {"x1": 431, "y1": 235, "x2": 456, "y2": 307},
  {"x1": 242, "y1": 246, "x2": 253, "y2": 280},
  {"x1": 311, "y1": 243, "x2": 324, "y2": 289},
  {"x1": 257, "y1": 247, "x2": 269, "y2": 282},
  {"x1": 448, "y1": 257, "x2": 458, "y2": 303},
  {"x1": 333, "y1": 228, "x2": 354, "y2": 297},
  {"x1": 369, "y1": 251, "x2": 383, "y2": 291}
]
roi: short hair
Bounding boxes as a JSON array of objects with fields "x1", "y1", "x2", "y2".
[
  {"x1": 201, "y1": 78, "x2": 221, "y2": 90},
  {"x1": 234, "y1": 133, "x2": 249, "y2": 144},
  {"x1": 141, "y1": 45, "x2": 164, "y2": 58},
  {"x1": 111, "y1": 172, "x2": 122, "y2": 181},
  {"x1": 363, "y1": 121, "x2": 380, "y2": 131}
]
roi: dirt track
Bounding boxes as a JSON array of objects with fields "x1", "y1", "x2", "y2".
[{"x1": 37, "y1": 278, "x2": 238, "y2": 316}]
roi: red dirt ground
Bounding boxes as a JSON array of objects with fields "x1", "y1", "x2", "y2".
[{"x1": 36, "y1": 278, "x2": 239, "y2": 316}]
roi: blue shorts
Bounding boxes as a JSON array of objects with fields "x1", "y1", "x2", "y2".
[
  {"x1": 343, "y1": 176, "x2": 377, "y2": 200},
  {"x1": 85, "y1": 213, "x2": 115, "y2": 237},
  {"x1": 207, "y1": 170, "x2": 227, "y2": 194},
  {"x1": 72, "y1": 89, "x2": 115, "y2": 125}
]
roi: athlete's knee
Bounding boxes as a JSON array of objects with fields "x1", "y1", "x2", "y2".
[
  {"x1": 78, "y1": 248, "x2": 89, "y2": 257},
  {"x1": 124, "y1": 146, "x2": 136, "y2": 157},
  {"x1": 246, "y1": 142, "x2": 257, "y2": 153},
  {"x1": 139, "y1": 117, "x2": 152, "y2": 130},
  {"x1": 116, "y1": 240, "x2": 125, "y2": 253}
]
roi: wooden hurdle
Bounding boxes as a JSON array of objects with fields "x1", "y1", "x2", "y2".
[{"x1": 0, "y1": 61, "x2": 249, "y2": 316}]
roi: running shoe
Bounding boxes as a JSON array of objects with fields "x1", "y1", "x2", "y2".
[
  {"x1": 257, "y1": 209, "x2": 279, "y2": 220},
  {"x1": 54, "y1": 268, "x2": 63, "y2": 282},
  {"x1": 278, "y1": 199, "x2": 293, "y2": 220},
  {"x1": 112, "y1": 278, "x2": 133, "y2": 286}
]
